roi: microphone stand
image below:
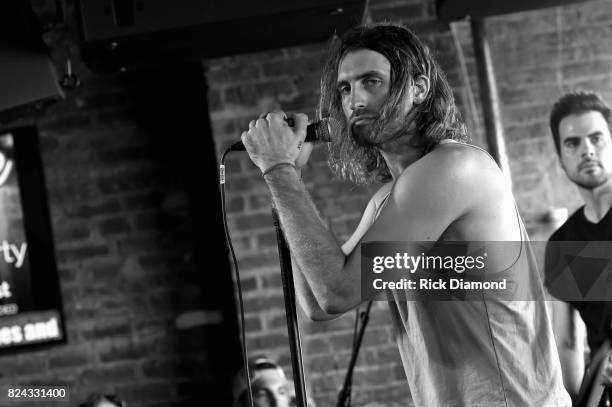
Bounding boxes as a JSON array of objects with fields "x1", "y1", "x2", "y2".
[
  {"x1": 271, "y1": 205, "x2": 308, "y2": 407},
  {"x1": 336, "y1": 300, "x2": 373, "y2": 407}
]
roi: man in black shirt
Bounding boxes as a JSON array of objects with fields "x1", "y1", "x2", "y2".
[{"x1": 545, "y1": 91, "x2": 612, "y2": 400}]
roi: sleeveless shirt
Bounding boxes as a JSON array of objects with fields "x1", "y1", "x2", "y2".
[{"x1": 370, "y1": 141, "x2": 571, "y2": 406}]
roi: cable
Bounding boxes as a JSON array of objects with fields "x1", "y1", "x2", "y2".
[
  {"x1": 352, "y1": 306, "x2": 359, "y2": 350},
  {"x1": 219, "y1": 148, "x2": 255, "y2": 407},
  {"x1": 337, "y1": 300, "x2": 373, "y2": 407},
  {"x1": 346, "y1": 305, "x2": 361, "y2": 407}
]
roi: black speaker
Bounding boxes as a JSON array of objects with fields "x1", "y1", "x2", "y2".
[
  {"x1": 76, "y1": 0, "x2": 367, "y2": 74},
  {"x1": 0, "y1": 1, "x2": 64, "y2": 123},
  {"x1": 437, "y1": 0, "x2": 593, "y2": 22}
]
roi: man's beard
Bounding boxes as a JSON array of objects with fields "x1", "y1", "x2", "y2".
[
  {"x1": 327, "y1": 120, "x2": 377, "y2": 184},
  {"x1": 571, "y1": 172, "x2": 610, "y2": 190},
  {"x1": 349, "y1": 109, "x2": 415, "y2": 147},
  {"x1": 327, "y1": 110, "x2": 416, "y2": 184},
  {"x1": 568, "y1": 162, "x2": 611, "y2": 190},
  {"x1": 350, "y1": 115, "x2": 379, "y2": 147}
]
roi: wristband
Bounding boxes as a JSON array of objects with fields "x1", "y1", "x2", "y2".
[{"x1": 262, "y1": 162, "x2": 296, "y2": 177}]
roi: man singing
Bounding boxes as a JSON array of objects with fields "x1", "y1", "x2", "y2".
[{"x1": 240, "y1": 23, "x2": 570, "y2": 406}]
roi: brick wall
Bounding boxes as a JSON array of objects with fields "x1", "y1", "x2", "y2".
[
  {"x1": 451, "y1": 3, "x2": 612, "y2": 233},
  {"x1": 209, "y1": 0, "x2": 612, "y2": 405},
  {"x1": 0, "y1": 1, "x2": 241, "y2": 406},
  {"x1": 1, "y1": 0, "x2": 610, "y2": 406}
]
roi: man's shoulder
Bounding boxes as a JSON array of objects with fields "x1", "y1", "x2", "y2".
[
  {"x1": 372, "y1": 181, "x2": 394, "y2": 199},
  {"x1": 385, "y1": 142, "x2": 505, "y2": 228},
  {"x1": 431, "y1": 141, "x2": 498, "y2": 173},
  {"x1": 548, "y1": 224, "x2": 568, "y2": 242},
  {"x1": 548, "y1": 207, "x2": 585, "y2": 242},
  {"x1": 405, "y1": 142, "x2": 503, "y2": 192}
]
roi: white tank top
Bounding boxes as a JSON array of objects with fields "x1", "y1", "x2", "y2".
[{"x1": 372, "y1": 141, "x2": 571, "y2": 406}]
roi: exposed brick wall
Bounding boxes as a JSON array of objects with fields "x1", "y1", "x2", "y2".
[
  {"x1": 0, "y1": 1, "x2": 241, "y2": 406},
  {"x1": 208, "y1": 0, "x2": 612, "y2": 405},
  {"x1": 452, "y1": 2, "x2": 612, "y2": 234},
  {"x1": 208, "y1": 0, "x2": 475, "y2": 405},
  {"x1": 2, "y1": 0, "x2": 609, "y2": 406}
]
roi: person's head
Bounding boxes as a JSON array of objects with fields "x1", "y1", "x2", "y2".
[
  {"x1": 77, "y1": 393, "x2": 125, "y2": 407},
  {"x1": 319, "y1": 23, "x2": 468, "y2": 184},
  {"x1": 550, "y1": 91, "x2": 612, "y2": 190},
  {"x1": 233, "y1": 357, "x2": 295, "y2": 407}
]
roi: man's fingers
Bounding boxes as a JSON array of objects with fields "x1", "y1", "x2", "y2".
[
  {"x1": 255, "y1": 118, "x2": 268, "y2": 128},
  {"x1": 293, "y1": 113, "x2": 309, "y2": 140},
  {"x1": 266, "y1": 110, "x2": 288, "y2": 127},
  {"x1": 266, "y1": 109, "x2": 286, "y2": 118},
  {"x1": 240, "y1": 131, "x2": 249, "y2": 148},
  {"x1": 259, "y1": 110, "x2": 285, "y2": 119}
]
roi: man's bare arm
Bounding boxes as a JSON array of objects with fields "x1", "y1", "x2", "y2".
[
  {"x1": 293, "y1": 271, "x2": 340, "y2": 321},
  {"x1": 245, "y1": 113, "x2": 481, "y2": 316},
  {"x1": 291, "y1": 183, "x2": 382, "y2": 321},
  {"x1": 264, "y1": 145, "x2": 477, "y2": 314},
  {"x1": 288, "y1": 177, "x2": 343, "y2": 321},
  {"x1": 550, "y1": 300, "x2": 585, "y2": 397},
  {"x1": 264, "y1": 166, "x2": 354, "y2": 314}
]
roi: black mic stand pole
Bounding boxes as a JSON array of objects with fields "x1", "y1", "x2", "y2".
[
  {"x1": 271, "y1": 205, "x2": 308, "y2": 407},
  {"x1": 336, "y1": 300, "x2": 373, "y2": 407}
]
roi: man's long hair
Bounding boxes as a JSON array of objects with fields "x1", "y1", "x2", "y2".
[{"x1": 319, "y1": 23, "x2": 468, "y2": 185}]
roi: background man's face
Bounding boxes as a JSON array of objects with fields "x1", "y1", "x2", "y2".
[
  {"x1": 94, "y1": 400, "x2": 121, "y2": 407},
  {"x1": 250, "y1": 369, "x2": 293, "y2": 407},
  {"x1": 337, "y1": 49, "x2": 391, "y2": 145},
  {"x1": 559, "y1": 110, "x2": 612, "y2": 190}
]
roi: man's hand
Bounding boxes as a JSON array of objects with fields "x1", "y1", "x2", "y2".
[{"x1": 241, "y1": 111, "x2": 312, "y2": 173}]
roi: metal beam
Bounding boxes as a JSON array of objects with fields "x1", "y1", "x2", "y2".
[{"x1": 470, "y1": 18, "x2": 512, "y2": 178}]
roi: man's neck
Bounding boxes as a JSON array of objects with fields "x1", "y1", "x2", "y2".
[
  {"x1": 580, "y1": 181, "x2": 612, "y2": 222},
  {"x1": 379, "y1": 142, "x2": 422, "y2": 179},
  {"x1": 378, "y1": 125, "x2": 423, "y2": 179}
]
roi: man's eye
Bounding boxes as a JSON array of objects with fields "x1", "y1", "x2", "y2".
[
  {"x1": 365, "y1": 78, "x2": 381, "y2": 86},
  {"x1": 253, "y1": 389, "x2": 268, "y2": 398},
  {"x1": 338, "y1": 85, "x2": 350, "y2": 95},
  {"x1": 564, "y1": 140, "x2": 579, "y2": 148}
]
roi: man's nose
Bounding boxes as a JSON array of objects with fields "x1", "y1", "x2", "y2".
[
  {"x1": 581, "y1": 139, "x2": 596, "y2": 158},
  {"x1": 349, "y1": 86, "x2": 367, "y2": 111}
]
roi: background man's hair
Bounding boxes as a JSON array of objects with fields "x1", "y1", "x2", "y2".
[
  {"x1": 319, "y1": 22, "x2": 468, "y2": 185},
  {"x1": 78, "y1": 393, "x2": 125, "y2": 407},
  {"x1": 233, "y1": 356, "x2": 287, "y2": 407},
  {"x1": 550, "y1": 90, "x2": 611, "y2": 154}
]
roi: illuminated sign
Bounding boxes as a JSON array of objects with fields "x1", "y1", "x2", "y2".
[{"x1": 0, "y1": 127, "x2": 65, "y2": 352}]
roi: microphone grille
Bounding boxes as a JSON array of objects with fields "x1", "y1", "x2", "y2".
[{"x1": 318, "y1": 117, "x2": 341, "y2": 142}]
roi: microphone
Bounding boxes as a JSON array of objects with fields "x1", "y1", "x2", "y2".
[{"x1": 228, "y1": 117, "x2": 338, "y2": 151}]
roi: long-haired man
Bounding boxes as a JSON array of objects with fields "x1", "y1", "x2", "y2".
[{"x1": 240, "y1": 23, "x2": 570, "y2": 406}]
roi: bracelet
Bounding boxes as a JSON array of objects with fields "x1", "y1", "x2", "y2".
[{"x1": 262, "y1": 162, "x2": 296, "y2": 177}]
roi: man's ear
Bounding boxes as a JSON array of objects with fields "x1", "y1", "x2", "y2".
[{"x1": 412, "y1": 75, "x2": 431, "y2": 105}]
